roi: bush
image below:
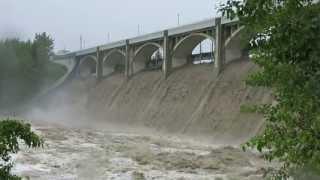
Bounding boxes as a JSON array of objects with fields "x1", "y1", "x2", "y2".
[{"x1": 0, "y1": 119, "x2": 43, "y2": 180}]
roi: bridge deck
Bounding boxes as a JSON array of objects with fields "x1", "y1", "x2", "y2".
[{"x1": 54, "y1": 17, "x2": 237, "y2": 60}]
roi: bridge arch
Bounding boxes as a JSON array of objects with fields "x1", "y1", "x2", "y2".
[
  {"x1": 224, "y1": 26, "x2": 245, "y2": 64},
  {"x1": 103, "y1": 49, "x2": 126, "y2": 76},
  {"x1": 132, "y1": 42, "x2": 163, "y2": 74},
  {"x1": 172, "y1": 33, "x2": 214, "y2": 68},
  {"x1": 78, "y1": 55, "x2": 97, "y2": 78}
]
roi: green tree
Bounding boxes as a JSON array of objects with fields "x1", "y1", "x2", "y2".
[
  {"x1": 0, "y1": 119, "x2": 43, "y2": 179},
  {"x1": 221, "y1": 0, "x2": 320, "y2": 179},
  {"x1": 32, "y1": 32, "x2": 54, "y2": 77},
  {"x1": 0, "y1": 33, "x2": 65, "y2": 109},
  {"x1": 28, "y1": 32, "x2": 54, "y2": 88}
]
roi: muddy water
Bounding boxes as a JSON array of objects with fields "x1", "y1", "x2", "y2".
[{"x1": 13, "y1": 123, "x2": 272, "y2": 180}]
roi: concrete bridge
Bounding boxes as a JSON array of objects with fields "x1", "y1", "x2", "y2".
[{"x1": 54, "y1": 17, "x2": 244, "y2": 80}]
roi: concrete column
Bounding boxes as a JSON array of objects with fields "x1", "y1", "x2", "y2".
[
  {"x1": 129, "y1": 47, "x2": 134, "y2": 76},
  {"x1": 96, "y1": 47, "x2": 103, "y2": 81},
  {"x1": 125, "y1": 40, "x2": 130, "y2": 78},
  {"x1": 163, "y1": 30, "x2": 172, "y2": 79},
  {"x1": 74, "y1": 56, "x2": 81, "y2": 78},
  {"x1": 214, "y1": 17, "x2": 225, "y2": 74}
]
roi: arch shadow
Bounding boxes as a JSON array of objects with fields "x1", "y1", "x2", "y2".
[
  {"x1": 172, "y1": 33, "x2": 214, "y2": 68},
  {"x1": 224, "y1": 26, "x2": 245, "y2": 64},
  {"x1": 103, "y1": 49, "x2": 126, "y2": 76},
  {"x1": 132, "y1": 42, "x2": 163, "y2": 74},
  {"x1": 78, "y1": 55, "x2": 97, "y2": 78}
]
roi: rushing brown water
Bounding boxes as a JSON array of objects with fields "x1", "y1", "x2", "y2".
[{"x1": 13, "y1": 122, "x2": 273, "y2": 180}]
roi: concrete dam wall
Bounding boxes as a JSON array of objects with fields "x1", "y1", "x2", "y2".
[
  {"x1": 34, "y1": 58, "x2": 271, "y2": 145},
  {"x1": 90, "y1": 58, "x2": 271, "y2": 144}
]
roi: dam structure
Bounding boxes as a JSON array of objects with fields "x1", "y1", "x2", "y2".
[
  {"x1": 54, "y1": 17, "x2": 244, "y2": 80},
  {"x1": 45, "y1": 16, "x2": 272, "y2": 145}
]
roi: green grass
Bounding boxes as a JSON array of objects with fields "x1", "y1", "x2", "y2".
[{"x1": 43, "y1": 61, "x2": 68, "y2": 86}]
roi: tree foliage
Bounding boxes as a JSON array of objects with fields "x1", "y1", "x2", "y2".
[
  {"x1": 0, "y1": 33, "x2": 66, "y2": 109},
  {"x1": 0, "y1": 119, "x2": 43, "y2": 180},
  {"x1": 221, "y1": 0, "x2": 320, "y2": 179}
]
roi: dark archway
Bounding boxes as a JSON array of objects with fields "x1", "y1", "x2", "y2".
[
  {"x1": 132, "y1": 42, "x2": 163, "y2": 74},
  {"x1": 78, "y1": 55, "x2": 97, "y2": 78},
  {"x1": 172, "y1": 33, "x2": 214, "y2": 68},
  {"x1": 224, "y1": 26, "x2": 245, "y2": 64},
  {"x1": 102, "y1": 49, "x2": 126, "y2": 76}
]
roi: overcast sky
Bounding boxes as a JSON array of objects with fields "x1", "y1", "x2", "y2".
[{"x1": 1, "y1": 0, "x2": 221, "y2": 51}]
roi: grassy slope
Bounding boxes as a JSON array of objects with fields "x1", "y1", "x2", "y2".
[
  {"x1": 43, "y1": 61, "x2": 68, "y2": 86},
  {"x1": 0, "y1": 62, "x2": 67, "y2": 111}
]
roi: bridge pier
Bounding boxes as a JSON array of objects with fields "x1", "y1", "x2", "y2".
[
  {"x1": 163, "y1": 30, "x2": 172, "y2": 79},
  {"x1": 125, "y1": 40, "x2": 131, "y2": 78},
  {"x1": 74, "y1": 56, "x2": 81, "y2": 78},
  {"x1": 130, "y1": 51, "x2": 134, "y2": 77},
  {"x1": 96, "y1": 47, "x2": 103, "y2": 81},
  {"x1": 214, "y1": 17, "x2": 225, "y2": 74}
]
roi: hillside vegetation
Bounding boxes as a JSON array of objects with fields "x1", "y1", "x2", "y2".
[{"x1": 0, "y1": 33, "x2": 66, "y2": 110}]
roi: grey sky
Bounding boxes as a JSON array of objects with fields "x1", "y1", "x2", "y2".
[{"x1": 1, "y1": 0, "x2": 221, "y2": 51}]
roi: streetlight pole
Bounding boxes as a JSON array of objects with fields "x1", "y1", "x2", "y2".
[{"x1": 177, "y1": 13, "x2": 180, "y2": 26}]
